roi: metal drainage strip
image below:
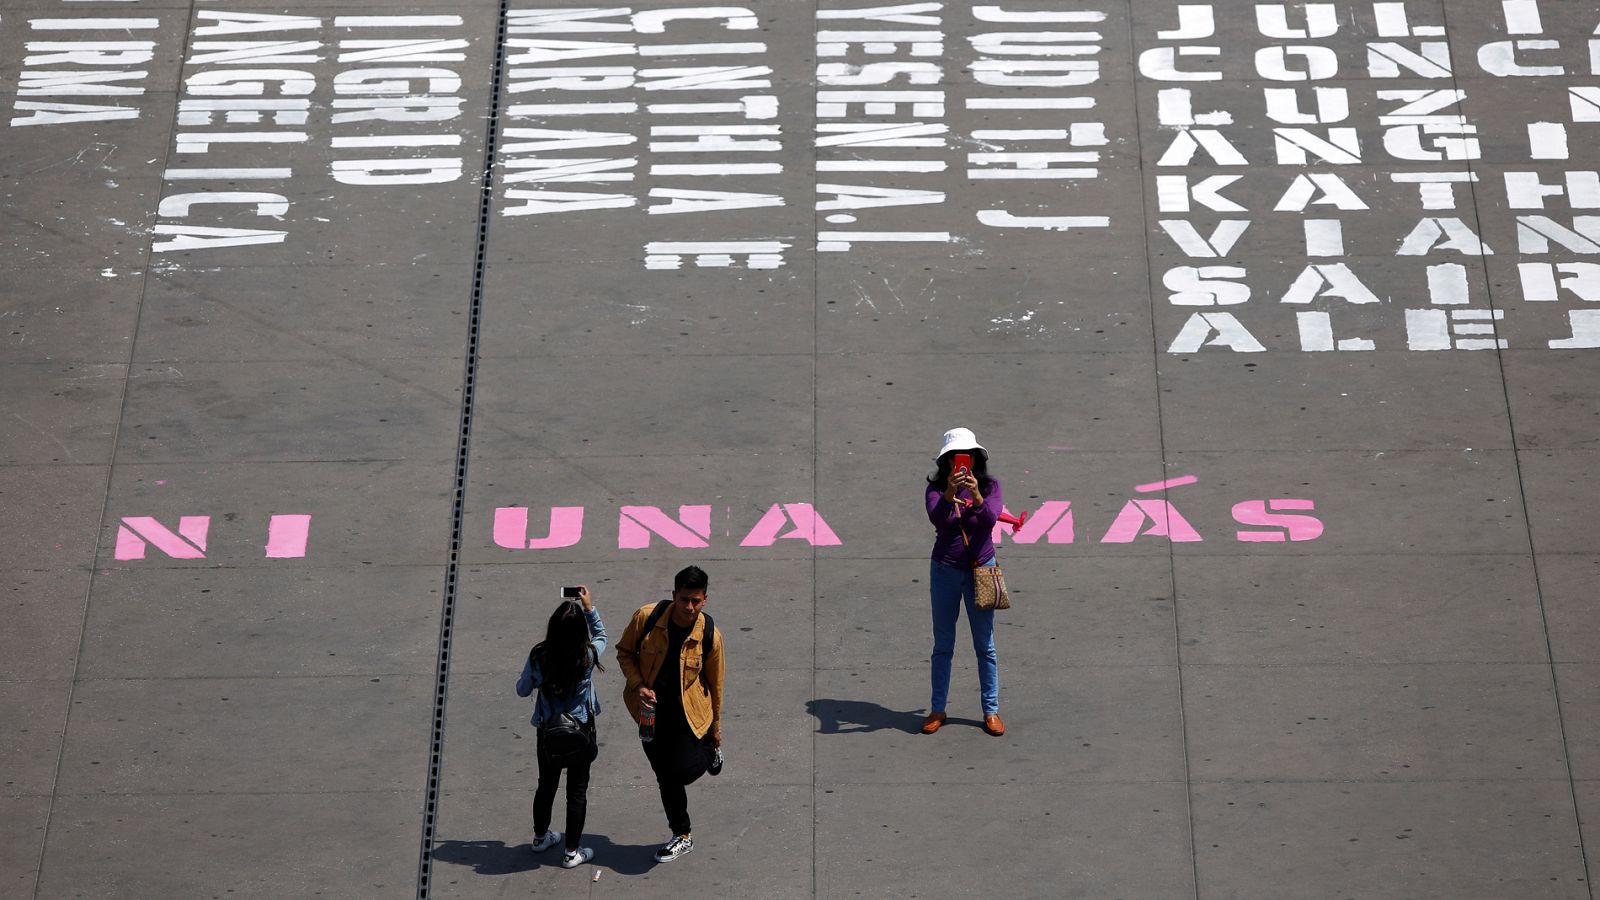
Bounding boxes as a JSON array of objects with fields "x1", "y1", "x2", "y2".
[{"x1": 416, "y1": 0, "x2": 511, "y2": 896}]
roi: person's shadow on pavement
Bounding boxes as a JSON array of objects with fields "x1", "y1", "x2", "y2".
[
  {"x1": 579, "y1": 835, "x2": 657, "y2": 875},
  {"x1": 430, "y1": 840, "x2": 538, "y2": 875},
  {"x1": 807, "y1": 698, "x2": 931, "y2": 734},
  {"x1": 432, "y1": 836, "x2": 658, "y2": 877}
]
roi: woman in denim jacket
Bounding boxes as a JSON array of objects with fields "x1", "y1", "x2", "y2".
[{"x1": 516, "y1": 586, "x2": 608, "y2": 868}]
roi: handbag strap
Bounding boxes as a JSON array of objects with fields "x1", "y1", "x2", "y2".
[{"x1": 955, "y1": 506, "x2": 987, "y2": 571}]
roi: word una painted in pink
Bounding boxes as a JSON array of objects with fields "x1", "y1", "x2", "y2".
[{"x1": 494, "y1": 503, "x2": 843, "y2": 550}]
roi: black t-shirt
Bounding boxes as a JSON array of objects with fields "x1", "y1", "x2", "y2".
[{"x1": 652, "y1": 617, "x2": 692, "y2": 723}]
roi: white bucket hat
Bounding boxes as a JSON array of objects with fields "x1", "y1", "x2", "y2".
[{"x1": 935, "y1": 427, "x2": 987, "y2": 460}]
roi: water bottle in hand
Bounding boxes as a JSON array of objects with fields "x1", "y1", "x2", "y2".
[{"x1": 639, "y1": 696, "x2": 656, "y2": 743}]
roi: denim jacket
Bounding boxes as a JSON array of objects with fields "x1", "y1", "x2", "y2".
[{"x1": 516, "y1": 607, "x2": 608, "y2": 726}]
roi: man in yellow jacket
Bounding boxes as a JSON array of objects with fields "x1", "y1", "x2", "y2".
[{"x1": 616, "y1": 565, "x2": 725, "y2": 863}]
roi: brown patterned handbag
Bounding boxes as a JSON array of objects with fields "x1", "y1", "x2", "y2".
[
  {"x1": 973, "y1": 563, "x2": 1011, "y2": 611},
  {"x1": 959, "y1": 519, "x2": 1012, "y2": 610}
]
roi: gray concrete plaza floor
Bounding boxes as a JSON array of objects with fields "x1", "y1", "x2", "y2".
[{"x1": 5, "y1": 0, "x2": 1600, "y2": 897}]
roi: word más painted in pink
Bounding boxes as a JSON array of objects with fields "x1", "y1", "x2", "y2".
[{"x1": 994, "y1": 475, "x2": 1324, "y2": 545}]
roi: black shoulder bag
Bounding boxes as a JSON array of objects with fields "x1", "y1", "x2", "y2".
[{"x1": 533, "y1": 645, "x2": 599, "y2": 764}]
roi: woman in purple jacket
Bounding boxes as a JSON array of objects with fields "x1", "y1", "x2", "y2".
[{"x1": 921, "y1": 427, "x2": 1005, "y2": 737}]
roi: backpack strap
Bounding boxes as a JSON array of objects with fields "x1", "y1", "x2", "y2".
[
  {"x1": 634, "y1": 600, "x2": 715, "y2": 666},
  {"x1": 633, "y1": 599, "x2": 673, "y2": 657},
  {"x1": 700, "y1": 612, "x2": 716, "y2": 736}
]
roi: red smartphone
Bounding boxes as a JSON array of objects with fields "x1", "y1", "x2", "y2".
[{"x1": 950, "y1": 453, "x2": 973, "y2": 477}]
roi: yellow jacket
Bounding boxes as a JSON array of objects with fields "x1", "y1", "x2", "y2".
[{"x1": 616, "y1": 602, "x2": 724, "y2": 740}]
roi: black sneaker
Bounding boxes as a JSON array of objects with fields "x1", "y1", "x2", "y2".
[
  {"x1": 707, "y1": 747, "x2": 724, "y2": 776},
  {"x1": 655, "y1": 834, "x2": 693, "y2": 862}
]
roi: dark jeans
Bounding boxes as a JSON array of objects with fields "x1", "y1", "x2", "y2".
[
  {"x1": 642, "y1": 709, "x2": 705, "y2": 836},
  {"x1": 533, "y1": 721, "x2": 596, "y2": 850}
]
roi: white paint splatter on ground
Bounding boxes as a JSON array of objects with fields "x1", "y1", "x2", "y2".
[{"x1": 623, "y1": 303, "x2": 653, "y2": 326}]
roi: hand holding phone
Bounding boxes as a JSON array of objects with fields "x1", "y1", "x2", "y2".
[{"x1": 951, "y1": 453, "x2": 973, "y2": 477}]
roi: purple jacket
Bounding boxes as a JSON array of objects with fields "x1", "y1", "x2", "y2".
[{"x1": 926, "y1": 477, "x2": 1002, "y2": 568}]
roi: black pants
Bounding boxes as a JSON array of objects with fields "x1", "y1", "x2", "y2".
[
  {"x1": 642, "y1": 709, "x2": 705, "y2": 837},
  {"x1": 533, "y1": 722, "x2": 596, "y2": 850}
]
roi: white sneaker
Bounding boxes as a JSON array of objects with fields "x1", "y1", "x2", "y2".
[
  {"x1": 529, "y1": 831, "x2": 562, "y2": 853},
  {"x1": 561, "y1": 847, "x2": 593, "y2": 868},
  {"x1": 654, "y1": 834, "x2": 693, "y2": 862}
]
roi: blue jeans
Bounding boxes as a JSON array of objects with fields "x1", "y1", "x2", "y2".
[{"x1": 929, "y1": 558, "x2": 999, "y2": 715}]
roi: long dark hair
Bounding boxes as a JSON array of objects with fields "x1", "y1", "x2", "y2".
[
  {"x1": 927, "y1": 449, "x2": 994, "y2": 492},
  {"x1": 530, "y1": 600, "x2": 602, "y2": 696}
]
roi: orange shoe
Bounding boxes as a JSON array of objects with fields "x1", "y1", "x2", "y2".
[
  {"x1": 919, "y1": 711, "x2": 947, "y2": 734},
  {"x1": 983, "y1": 713, "x2": 1005, "y2": 736}
]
